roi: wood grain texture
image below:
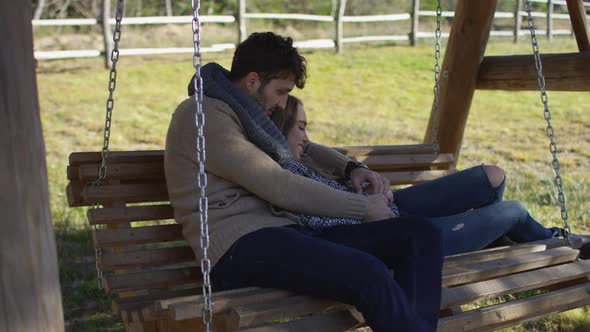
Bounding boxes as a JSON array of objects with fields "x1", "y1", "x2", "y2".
[{"x1": 0, "y1": 1, "x2": 64, "y2": 330}]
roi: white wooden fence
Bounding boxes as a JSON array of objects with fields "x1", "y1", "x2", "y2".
[{"x1": 33, "y1": 0, "x2": 589, "y2": 63}]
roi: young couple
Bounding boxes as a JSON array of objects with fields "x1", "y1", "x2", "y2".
[{"x1": 165, "y1": 32, "x2": 582, "y2": 332}]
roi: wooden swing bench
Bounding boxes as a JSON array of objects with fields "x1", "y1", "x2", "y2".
[{"x1": 66, "y1": 145, "x2": 590, "y2": 332}]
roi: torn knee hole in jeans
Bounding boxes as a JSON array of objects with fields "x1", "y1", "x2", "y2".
[{"x1": 452, "y1": 223, "x2": 465, "y2": 231}]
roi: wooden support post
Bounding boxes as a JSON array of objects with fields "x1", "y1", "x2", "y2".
[
  {"x1": 566, "y1": 0, "x2": 590, "y2": 51},
  {"x1": 0, "y1": 1, "x2": 64, "y2": 331},
  {"x1": 423, "y1": 0, "x2": 497, "y2": 168},
  {"x1": 238, "y1": 0, "x2": 246, "y2": 43},
  {"x1": 102, "y1": 0, "x2": 113, "y2": 69},
  {"x1": 514, "y1": 0, "x2": 523, "y2": 43},
  {"x1": 547, "y1": 0, "x2": 554, "y2": 40},
  {"x1": 335, "y1": 0, "x2": 347, "y2": 54},
  {"x1": 411, "y1": 0, "x2": 420, "y2": 46}
]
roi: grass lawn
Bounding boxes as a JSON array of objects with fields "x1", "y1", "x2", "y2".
[{"x1": 37, "y1": 36, "x2": 589, "y2": 330}]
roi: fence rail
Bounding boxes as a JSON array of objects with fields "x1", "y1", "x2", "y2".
[{"x1": 33, "y1": 0, "x2": 589, "y2": 63}]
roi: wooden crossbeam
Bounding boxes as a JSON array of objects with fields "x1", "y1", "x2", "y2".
[{"x1": 477, "y1": 52, "x2": 590, "y2": 91}]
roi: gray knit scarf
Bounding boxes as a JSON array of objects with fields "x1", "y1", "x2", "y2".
[{"x1": 189, "y1": 63, "x2": 293, "y2": 164}]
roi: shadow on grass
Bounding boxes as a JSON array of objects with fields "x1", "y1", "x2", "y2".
[{"x1": 55, "y1": 225, "x2": 124, "y2": 332}]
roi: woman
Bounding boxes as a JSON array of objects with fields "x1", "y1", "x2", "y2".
[{"x1": 272, "y1": 95, "x2": 581, "y2": 256}]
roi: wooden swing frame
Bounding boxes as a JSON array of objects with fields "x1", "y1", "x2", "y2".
[{"x1": 65, "y1": 0, "x2": 590, "y2": 331}]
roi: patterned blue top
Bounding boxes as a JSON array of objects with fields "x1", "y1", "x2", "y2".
[{"x1": 284, "y1": 159, "x2": 400, "y2": 230}]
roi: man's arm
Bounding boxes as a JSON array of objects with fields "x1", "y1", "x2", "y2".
[
  {"x1": 201, "y1": 101, "x2": 368, "y2": 220},
  {"x1": 305, "y1": 141, "x2": 392, "y2": 200}
]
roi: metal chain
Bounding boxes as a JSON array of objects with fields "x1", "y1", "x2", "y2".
[
  {"x1": 91, "y1": 0, "x2": 125, "y2": 290},
  {"x1": 190, "y1": 0, "x2": 213, "y2": 330},
  {"x1": 525, "y1": 0, "x2": 572, "y2": 244},
  {"x1": 430, "y1": 0, "x2": 443, "y2": 153}
]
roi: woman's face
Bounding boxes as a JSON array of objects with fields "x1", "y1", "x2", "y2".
[{"x1": 287, "y1": 103, "x2": 309, "y2": 160}]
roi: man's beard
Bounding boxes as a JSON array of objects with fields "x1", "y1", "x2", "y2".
[{"x1": 253, "y1": 88, "x2": 281, "y2": 115}]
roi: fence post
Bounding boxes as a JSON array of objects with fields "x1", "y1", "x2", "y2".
[
  {"x1": 514, "y1": 0, "x2": 522, "y2": 43},
  {"x1": 101, "y1": 0, "x2": 113, "y2": 69},
  {"x1": 238, "y1": 0, "x2": 246, "y2": 43},
  {"x1": 411, "y1": 0, "x2": 420, "y2": 46},
  {"x1": 547, "y1": 0, "x2": 554, "y2": 39},
  {"x1": 335, "y1": 0, "x2": 347, "y2": 54}
]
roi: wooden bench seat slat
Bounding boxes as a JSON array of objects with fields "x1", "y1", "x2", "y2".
[
  {"x1": 382, "y1": 170, "x2": 453, "y2": 185},
  {"x1": 170, "y1": 288, "x2": 297, "y2": 321},
  {"x1": 442, "y1": 260, "x2": 590, "y2": 309},
  {"x1": 99, "y1": 246, "x2": 195, "y2": 271},
  {"x1": 87, "y1": 204, "x2": 174, "y2": 225},
  {"x1": 241, "y1": 310, "x2": 361, "y2": 332},
  {"x1": 93, "y1": 224, "x2": 183, "y2": 248},
  {"x1": 105, "y1": 267, "x2": 201, "y2": 294},
  {"x1": 233, "y1": 295, "x2": 347, "y2": 329},
  {"x1": 354, "y1": 153, "x2": 454, "y2": 170},
  {"x1": 438, "y1": 282, "x2": 590, "y2": 332},
  {"x1": 112, "y1": 287, "x2": 200, "y2": 314},
  {"x1": 443, "y1": 243, "x2": 547, "y2": 269},
  {"x1": 443, "y1": 247, "x2": 579, "y2": 287}
]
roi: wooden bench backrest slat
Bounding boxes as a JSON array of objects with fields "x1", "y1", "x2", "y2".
[
  {"x1": 87, "y1": 204, "x2": 174, "y2": 225},
  {"x1": 383, "y1": 169, "x2": 453, "y2": 185},
  {"x1": 69, "y1": 151, "x2": 165, "y2": 166},
  {"x1": 354, "y1": 153, "x2": 454, "y2": 170},
  {"x1": 99, "y1": 246, "x2": 195, "y2": 271},
  {"x1": 93, "y1": 224, "x2": 183, "y2": 248},
  {"x1": 105, "y1": 266, "x2": 201, "y2": 294},
  {"x1": 335, "y1": 143, "x2": 438, "y2": 156},
  {"x1": 73, "y1": 162, "x2": 165, "y2": 181}
]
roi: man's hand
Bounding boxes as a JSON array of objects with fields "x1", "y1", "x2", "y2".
[
  {"x1": 363, "y1": 194, "x2": 396, "y2": 222},
  {"x1": 350, "y1": 168, "x2": 393, "y2": 203}
]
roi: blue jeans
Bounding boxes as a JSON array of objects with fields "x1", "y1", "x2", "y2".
[
  {"x1": 211, "y1": 217, "x2": 444, "y2": 332},
  {"x1": 394, "y1": 165, "x2": 554, "y2": 255}
]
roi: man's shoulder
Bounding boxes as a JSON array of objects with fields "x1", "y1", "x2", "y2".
[{"x1": 174, "y1": 95, "x2": 236, "y2": 120}]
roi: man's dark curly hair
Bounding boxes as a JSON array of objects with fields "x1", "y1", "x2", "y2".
[{"x1": 230, "y1": 32, "x2": 307, "y2": 89}]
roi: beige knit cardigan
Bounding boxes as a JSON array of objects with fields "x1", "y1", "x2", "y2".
[{"x1": 164, "y1": 96, "x2": 368, "y2": 266}]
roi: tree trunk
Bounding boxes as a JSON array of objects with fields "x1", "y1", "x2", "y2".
[
  {"x1": 0, "y1": 1, "x2": 65, "y2": 331},
  {"x1": 33, "y1": 0, "x2": 46, "y2": 19}
]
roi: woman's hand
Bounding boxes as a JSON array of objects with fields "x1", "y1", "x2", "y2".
[
  {"x1": 350, "y1": 168, "x2": 392, "y2": 203},
  {"x1": 363, "y1": 194, "x2": 396, "y2": 222}
]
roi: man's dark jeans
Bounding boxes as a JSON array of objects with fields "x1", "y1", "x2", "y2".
[{"x1": 211, "y1": 217, "x2": 444, "y2": 332}]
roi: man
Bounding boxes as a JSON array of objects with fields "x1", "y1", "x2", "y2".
[{"x1": 165, "y1": 32, "x2": 443, "y2": 331}]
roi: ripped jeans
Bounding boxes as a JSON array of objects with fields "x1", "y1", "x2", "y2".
[{"x1": 393, "y1": 165, "x2": 555, "y2": 256}]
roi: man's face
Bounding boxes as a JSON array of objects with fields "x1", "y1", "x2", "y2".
[{"x1": 253, "y1": 77, "x2": 295, "y2": 116}]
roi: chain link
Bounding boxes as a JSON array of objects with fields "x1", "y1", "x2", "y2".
[
  {"x1": 430, "y1": 0, "x2": 443, "y2": 153},
  {"x1": 525, "y1": 0, "x2": 572, "y2": 244},
  {"x1": 191, "y1": 0, "x2": 213, "y2": 330},
  {"x1": 90, "y1": 0, "x2": 125, "y2": 290}
]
